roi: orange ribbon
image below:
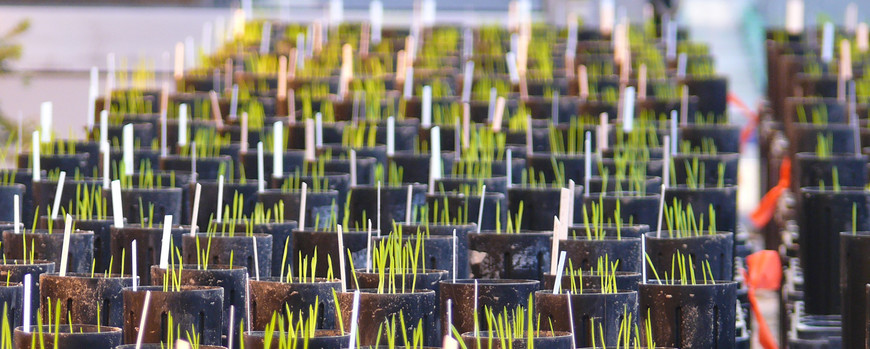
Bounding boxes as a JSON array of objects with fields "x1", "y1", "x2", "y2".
[
  {"x1": 744, "y1": 250, "x2": 782, "y2": 349},
  {"x1": 726, "y1": 93, "x2": 759, "y2": 153},
  {"x1": 750, "y1": 157, "x2": 791, "y2": 229}
]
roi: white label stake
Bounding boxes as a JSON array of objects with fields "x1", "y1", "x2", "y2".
[
  {"x1": 386, "y1": 117, "x2": 395, "y2": 157},
  {"x1": 132, "y1": 240, "x2": 138, "y2": 290},
  {"x1": 32, "y1": 131, "x2": 40, "y2": 182},
  {"x1": 337, "y1": 225, "x2": 347, "y2": 292},
  {"x1": 405, "y1": 184, "x2": 414, "y2": 223},
  {"x1": 452, "y1": 229, "x2": 457, "y2": 282},
  {"x1": 656, "y1": 135, "x2": 671, "y2": 238},
  {"x1": 50, "y1": 171, "x2": 66, "y2": 221},
  {"x1": 366, "y1": 219, "x2": 372, "y2": 272},
  {"x1": 550, "y1": 216, "x2": 562, "y2": 275},
  {"x1": 429, "y1": 126, "x2": 442, "y2": 194},
  {"x1": 158, "y1": 215, "x2": 173, "y2": 269},
  {"x1": 22, "y1": 274, "x2": 31, "y2": 332},
  {"x1": 273, "y1": 121, "x2": 284, "y2": 178},
  {"x1": 13, "y1": 195, "x2": 20, "y2": 235},
  {"x1": 252, "y1": 235, "x2": 260, "y2": 280},
  {"x1": 216, "y1": 175, "x2": 225, "y2": 223},
  {"x1": 59, "y1": 214, "x2": 73, "y2": 276},
  {"x1": 422, "y1": 85, "x2": 432, "y2": 128},
  {"x1": 552, "y1": 251, "x2": 567, "y2": 293},
  {"x1": 785, "y1": 0, "x2": 804, "y2": 35},
  {"x1": 190, "y1": 183, "x2": 202, "y2": 236},
  {"x1": 476, "y1": 185, "x2": 486, "y2": 233},
  {"x1": 350, "y1": 150, "x2": 357, "y2": 186},
  {"x1": 111, "y1": 180, "x2": 124, "y2": 227},
  {"x1": 305, "y1": 118, "x2": 316, "y2": 162},
  {"x1": 123, "y1": 124, "x2": 134, "y2": 175},
  {"x1": 347, "y1": 290, "x2": 361, "y2": 349},
  {"x1": 178, "y1": 104, "x2": 188, "y2": 146},
  {"x1": 622, "y1": 87, "x2": 636, "y2": 132},
  {"x1": 134, "y1": 291, "x2": 152, "y2": 349},
  {"x1": 299, "y1": 182, "x2": 308, "y2": 228},
  {"x1": 584, "y1": 132, "x2": 592, "y2": 196},
  {"x1": 257, "y1": 142, "x2": 265, "y2": 192}
]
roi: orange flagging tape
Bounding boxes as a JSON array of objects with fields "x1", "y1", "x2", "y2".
[
  {"x1": 750, "y1": 157, "x2": 791, "y2": 229},
  {"x1": 726, "y1": 93, "x2": 759, "y2": 152},
  {"x1": 745, "y1": 250, "x2": 782, "y2": 349}
]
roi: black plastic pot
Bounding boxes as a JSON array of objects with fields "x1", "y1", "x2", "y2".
[
  {"x1": 242, "y1": 329, "x2": 349, "y2": 349},
  {"x1": 526, "y1": 153, "x2": 596, "y2": 184},
  {"x1": 347, "y1": 184, "x2": 427, "y2": 234},
  {"x1": 292, "y1": 230, "x2": 369, "y2": 283},
  {"x1": 681, "y1": 76, "x2": 728, "y2": 117},
  {"x1": 459, "y1": 331, "x2": 574, "y2": 349},
  {"x1": 799, "y1": 187, "x2": 870, "y2": 315},
  {"x1": 239, "y1": 150, "x2": 306, "y2": 181},
  {"x1": 671, "y1": 153, "x2": 739, "y2": 186},
  {"x1": 387, "y1": 151, "x2": 455, "y2": 185},
  {"x1": 122, "y1": 285, "x2": 224, "y2": 345},
  {"x1": 0, "y1": 170, "x2": 40, "y2": 223},
  {"x1": 13, "y1": 325, "x2": 122, "y2": 349},
  {"x1": 439, "y1": 279, "x2": 539, "y2": 336},
  {"x1": 2, "y1": 229, "x2": 94, "y2": 274},
  {"x1": 159, "y1": 155, "x2": 232, "y2": 180},
  {"x1": 217, "y1": 221, "x2": 298, "y2": 278},
  {"x1": 115, "y1": 187, "x2": 183, "y2": 225},
  {"x1": 581, "y1": 193, "x2": 660, "y2": 229},
  {"x1": 353, "y1": 269, "x2": 449, "y2": 303},
  {"x1": 445, "y1": 159, "x2": 526, "y2": 186},
  {"x1": 370, "y1": 234, "x2": 462, "y2": 282},
  {"x1": 248, "y1": 277, "x2": 341, "y2": 330},
  {"x1": 540, "y1": 271, "x2": 642, "y2": 292},
  {"x1": 0, "y1": 184, "x2": 25, "y2": 223},
  {"x1": 271, "y1": 172, "x2": 351, "y2": 212},
  {"x1": 467, "y1": 231, "x2": 551, "y2": 280},
  {"x1": 150, "y1": 265, "x2": 247, "y2": 347},
  {"x1": 434, "y1": 176, "x2": 509, "y2": 196},
  {"x1": 558, "y1": 235, "x2": 643, "y2": 273},
  {"x1": 399, "y1": 224, "x2": 476, "y2": 280},
  {"x1": 181, "y1": 234, "x2": 272, "y2": 279},
  {"x1": 638, "y1": 281, "x2": 738, "y2": 349},
  {"x1": 507, "y1": 186, "x2": 583, "y2": 231},
  {"x1": 425, "y1": 192, "x2": 506, "y2": 231},
  {"x1": 679, "y1": 124, "x2": 741, "y2": 153},
  {"x1": 0, "y1": 284, "x2": 21, "y2": 328},
  {"x1": 192, "y1": 180, "x2": 259, "y2": 231},
  {"x1": 337, "y1": 289, "x2": 438, "y2": 346},
  {"x1": 32, "y1": 179, "x2": 102, "y2": 219},
  {"x1": 644, "y1": 231, "x2": 735, "y2": 281},
  {"x1": 839, "y1": 231, "x2": 870, "y2": 348},
  {"x1": 793, "y1": 152, "x2": 867, "y2": 192},
  {"x1": 258, "y1": 189, "x2": 339, "y2": 230},
  {"x1": 788, "y1": 123, "x2": 857, "y2": 155},
  {"x1": 664, "y1": 185, "x2": 738, "y2": 240},
  {"x1": 109, "y1": 224, "x2": 195, "y2": 285},
  {"x1": 39, "y1": 216, "x2": 116, "y2": 274},
  {"x1": 17, "y1": 153, "x2": 90, "y2": 176},
  {"x1": 585, "y1": 176, "x2": 662, "y2": 195},
  {"x1": 535, "y1": 290, "x2": 637, "y2": 348},
  {"x1": 0, "y1": 260, "x2": 54, "y2": 323},
  {"x1": 39, "y1": 273, "x2": 135, "y2": 327}
]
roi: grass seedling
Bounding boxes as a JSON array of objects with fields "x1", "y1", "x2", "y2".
[
  {"x1": 645, "y1": 250, "x2": 716, "y2": 286},
  {"x1": 372, "y1": 225, "x2": 426, "y2": 294},
  {"x1": 663, "y1": 199, "x2": 717, "y2": 238}
]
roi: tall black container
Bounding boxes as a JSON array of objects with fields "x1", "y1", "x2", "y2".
[{"x1": 800, "y1": 187, "x2": 870, "y2": 315}]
